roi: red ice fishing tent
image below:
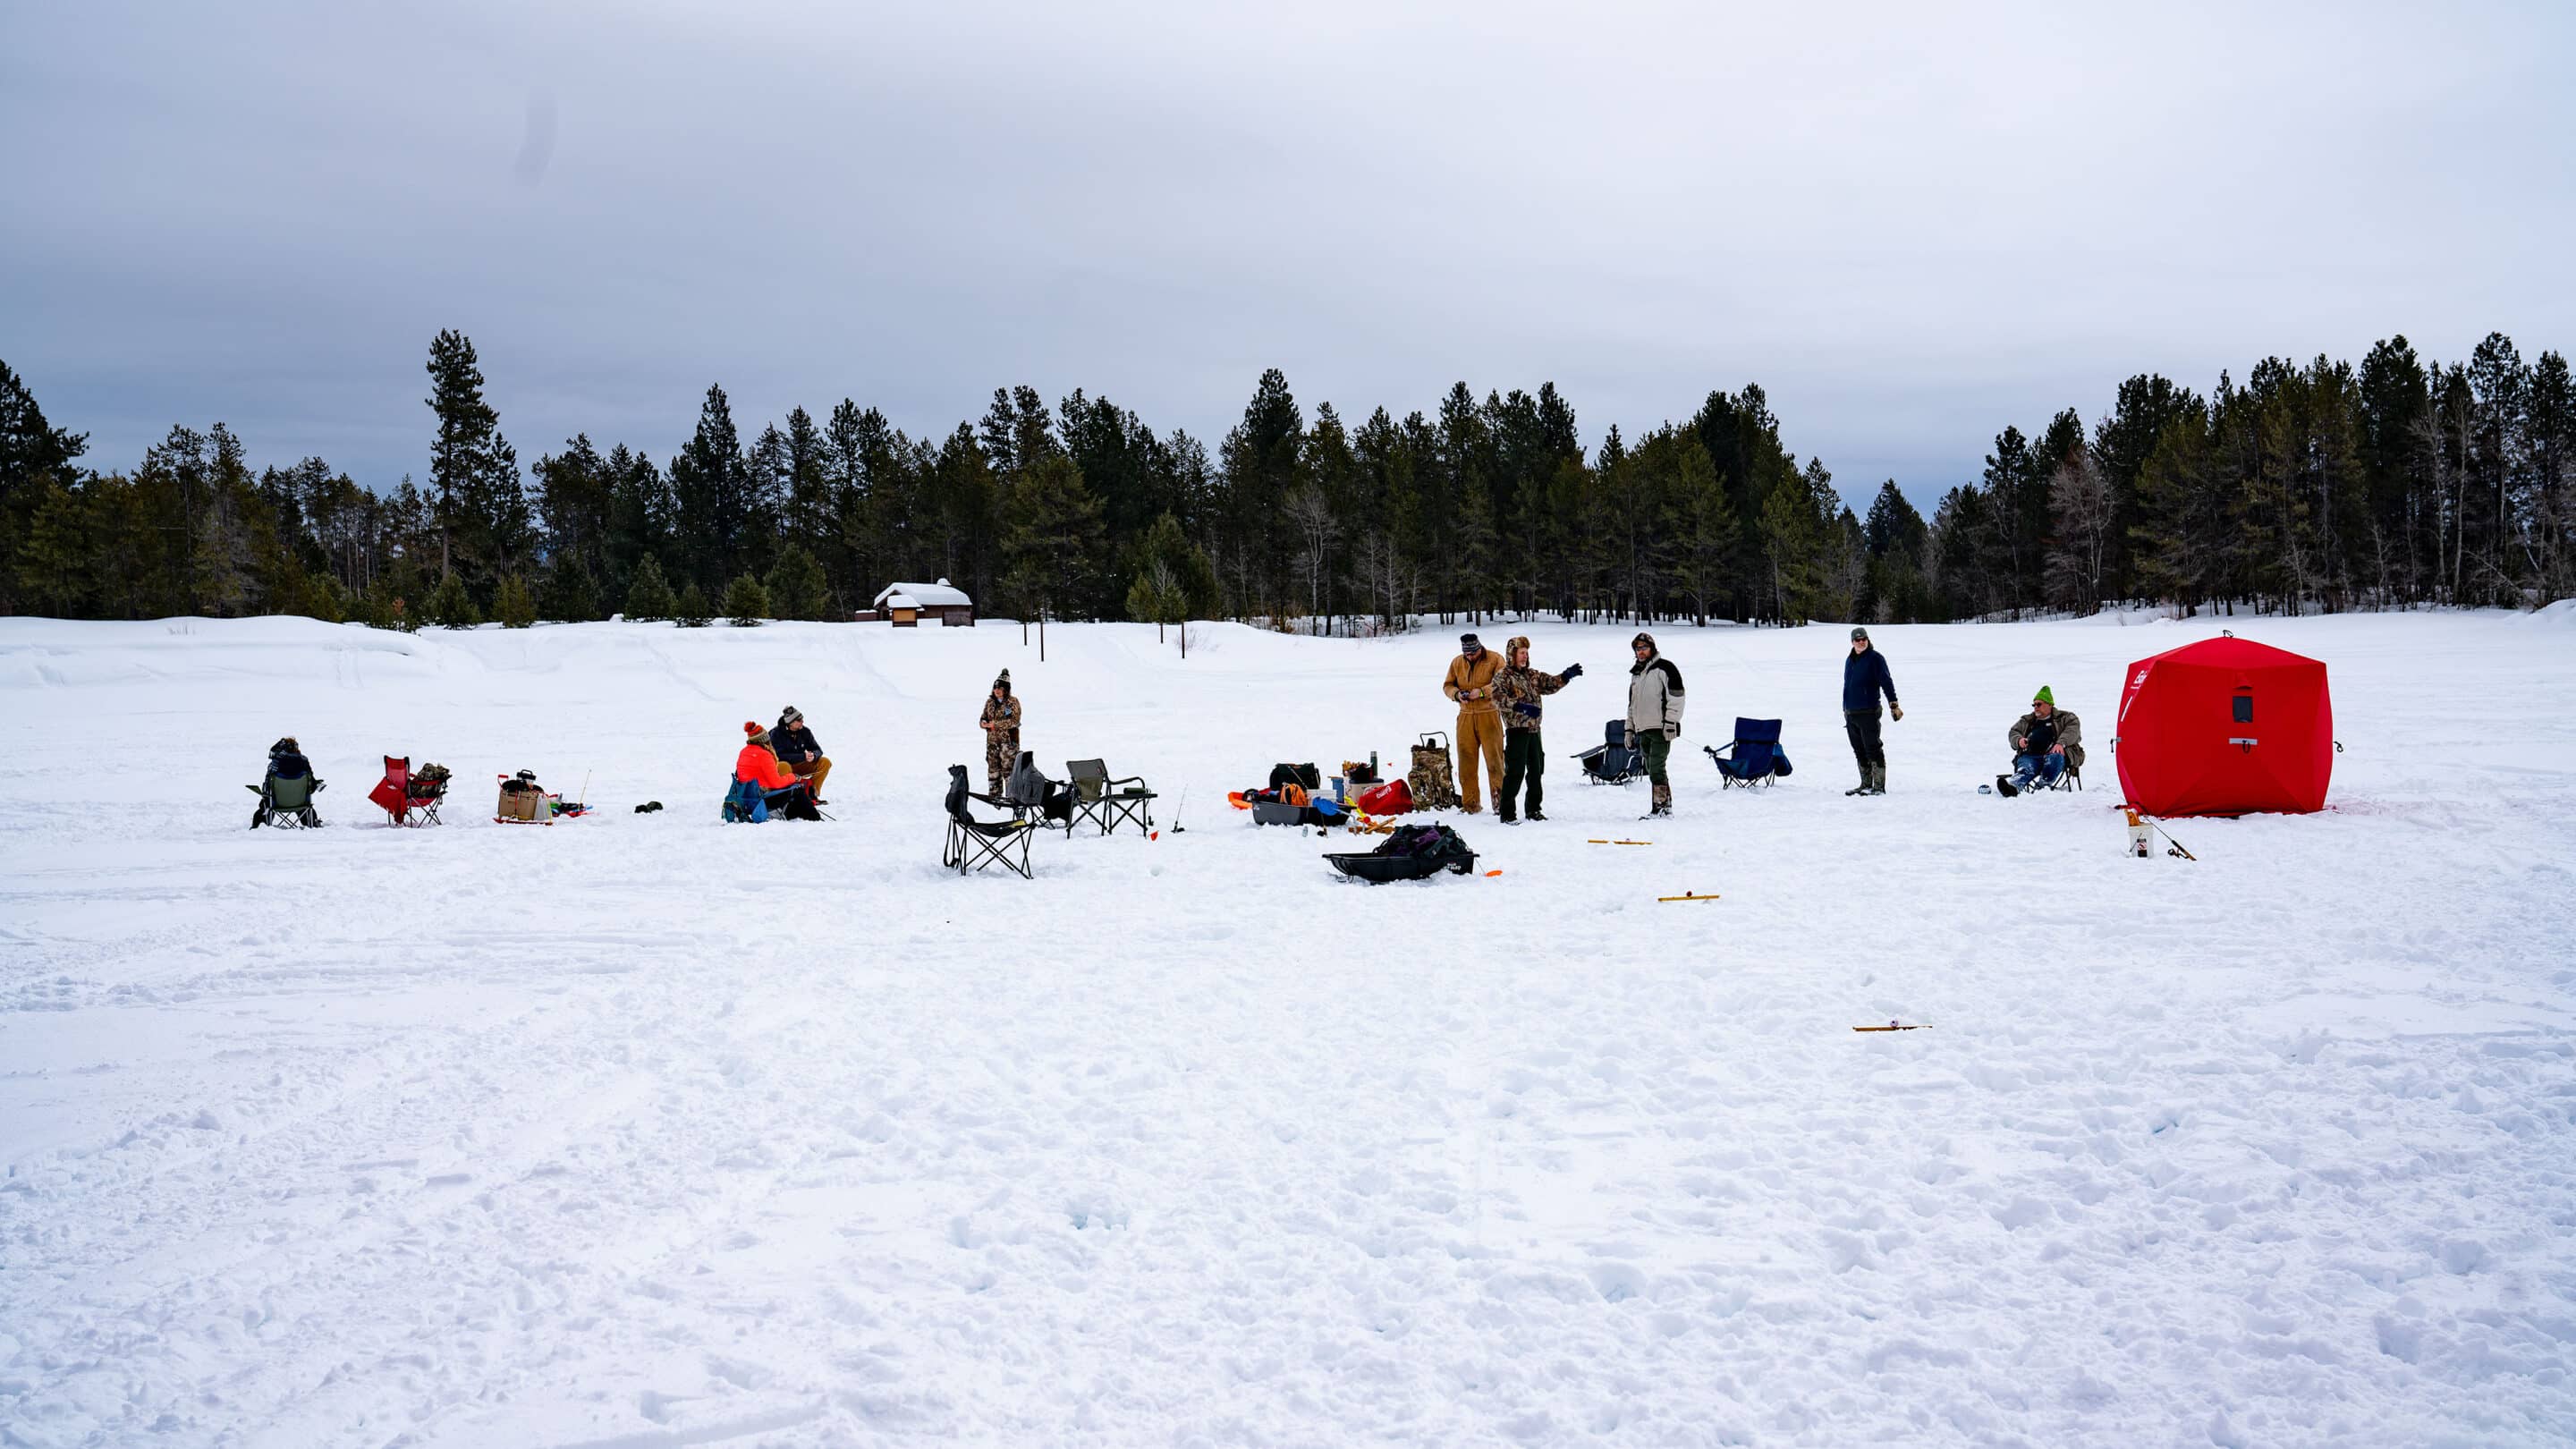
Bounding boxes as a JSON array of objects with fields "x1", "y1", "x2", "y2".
[{"x1": 2114, "y1": 636, "x2": 2334, "y2": 818}]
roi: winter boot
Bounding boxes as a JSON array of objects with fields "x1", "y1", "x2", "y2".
[
  {"x1": 1648, "y1": 782, "x2": 1673, "y2": 817},
  {"x1": 1497, "y1": 804, "x2": 1518, "y2": 825},
  {"x1": 1845, "y1": 776, "x2": 1869, "y2": 797},
  {"x1": 1527, "y1": 808, "x2": 1547, "y2": 822},
  {"x1": 1994, "y1": 774, "x2": 2018, "y2": 799},
  {"x1": 1867, "y1": 764, "x2": 1886, "y2": 795}
]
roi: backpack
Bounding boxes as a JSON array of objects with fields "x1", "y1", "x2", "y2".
[
  {"x1": 1372, "y1": 823, "x2": 1475, "y2": 871},
  {"x1": 1407, "y1": 733, "x2": 1460, "y2": 811}
]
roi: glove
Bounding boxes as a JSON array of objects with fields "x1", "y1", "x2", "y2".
[
  {"x1": 1624, "y1": 728, "x2": 1639, "y2": 750},
  {"x1": 1561, "y1": 663, "x2": 1584, "y2": 680},
  {"x1": 1890, "y1": 704, "x2": 1904, "y2": 722},
  {"x1": 1663, "y1": 724, "x2": 1680, "y2": 739}
]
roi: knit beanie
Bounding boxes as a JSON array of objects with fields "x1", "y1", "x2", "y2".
[
  {"x1": 1631, "y1": 632, "x2": 1656, "y2": 652},
  {"x1": 2033, "y1": 685, "x2": 2055, "y2": 707},
  {"x1": 994, "y1": 668, "x2": 1011, "y2": 691}
]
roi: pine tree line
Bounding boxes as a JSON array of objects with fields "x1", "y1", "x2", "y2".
[
  {"x1": 3, "y1": 332, "x2": 2566, "y2": 631},
  {"x1": 1904, "y1": 334, "x2": 2573, "y2": 620}
]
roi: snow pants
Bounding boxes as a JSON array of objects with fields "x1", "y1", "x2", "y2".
[
  {"x1": 787, "y1": 756, "x2": 832, "y2": 800},
  {"x1": 1456, "y1": 709, "x2": 1504, "y2": 812},
  {"x1": 1844, "y1": 708, "x2": 1885, "y2": 781},
  {"x1": 986, "y1": 732, "x2": 1019, "y2": 794},
  {"x1": 1499, "y1": 729, "x2": 1545, "y2": 818},
  {"x1": 1639, "y1": 731, "x2": 1672, "y2": 786}
]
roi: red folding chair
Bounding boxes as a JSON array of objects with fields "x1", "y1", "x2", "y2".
[{"x1": 369, "y1": 756, "x2": 447, "y2": 826}]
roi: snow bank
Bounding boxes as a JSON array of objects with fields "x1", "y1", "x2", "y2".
[{"x1": 2, "y1": 613, "x2": 2572, "y2": 1446}]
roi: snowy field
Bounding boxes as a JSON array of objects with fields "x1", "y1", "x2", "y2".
[{"x1": 4, "y1": 607, "x2": 2573, "y2": 1449}]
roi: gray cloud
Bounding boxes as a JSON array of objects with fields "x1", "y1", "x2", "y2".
[{"x1": 4, "y1": 0, "x2": 2568, "y2": 508}]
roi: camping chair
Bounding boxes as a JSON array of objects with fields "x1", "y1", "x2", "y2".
[
  {"x1": 945, "y1": 765, "x2": 1034, "y2": 878},
  {"x1": 2029, "y1": 757, "x2": 2084, "y2": 792},
  {"x1": 248, "y1": 767, "x2": 325, "y2": 829},
  {"x1": 369, "y1": 756, "x2": 448, "y2": 826},
  {"x1": 1574, "y1": 719, "x2": 1642, "y2": 785},
  {"x1": 1704, "y1": 717, "x2": 1790, "y2": 788},
  {"x1": 723, "y1": 776, "x2": 820, "y2": 822},
  {"x1": 1066, "y1": 758, "x2": 1156, "y2": 837},
  {"x1": 985, "y1": 750, "x2": 1074, "y2": 832}
]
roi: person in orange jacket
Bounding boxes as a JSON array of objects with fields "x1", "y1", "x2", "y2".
[
  {"x1": 734, "y1": 722, "x2": 818, "y2": 818},
  {"x1": 1442, "y1": 631, "x2": 1506, "y2": 814}
]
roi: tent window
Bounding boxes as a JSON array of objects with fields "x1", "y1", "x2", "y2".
[{"x1": 2232, "y1": 694, "x2": 2253, "y2": 724}]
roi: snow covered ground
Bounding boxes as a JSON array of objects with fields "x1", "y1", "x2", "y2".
[{"x1": 4, "y1": 607, "x2": 2572, "y2": 1448}]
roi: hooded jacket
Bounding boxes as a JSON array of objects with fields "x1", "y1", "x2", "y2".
[
  {"x1": 773, "y1": 719, "x2": 824, "y2": 764},
  {"x1": 1627, "y1": 642, "x2": 1685, "y2": 736},
  {"x1": 1490, "y1": 637, "x2": 1569, "y2": 733},
  {"x1": 735, "y1": 734, "x2": 798, "y2": 789}
]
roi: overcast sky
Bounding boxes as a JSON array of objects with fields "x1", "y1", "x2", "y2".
[{"x1": 4, "y1": 0, "x2": 2569, "y2": 508}]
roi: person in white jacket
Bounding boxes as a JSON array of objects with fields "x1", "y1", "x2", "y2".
[{"x1": 1624, "y1": 632, "x2": 1685, "y2": 817}]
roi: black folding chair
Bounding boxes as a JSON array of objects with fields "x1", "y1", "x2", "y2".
[
  {"x1": 1574, "y1": 718, "x2": 1641, "y2": 784},
  {"x1": 1065, "y1": 758, "x2": 1156, "y2": 836},
  {"x1": 945, "y1": 765, "x2": 1034, "y2": 878}
]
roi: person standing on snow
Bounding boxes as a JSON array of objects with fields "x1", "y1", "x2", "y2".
[
  {"x1": 1842, "y1": 626, "x2": 1901, "y2": 795},
  {"x1": 1996, "y1": 685, "x2": 2080, "y2": 796},
  {"x1": 1625, "y1": 632, "x2": 1685, "y2": 817},
  {"x1": 1443, "y1": 632, "x2": 1507, "y2": 815},
  {"x1": 1490, "y1": 635, "x2": 1582, "y2": 824},
  {"x1": 978, "y1": 670, "x2": 1021, "y2": 796}
]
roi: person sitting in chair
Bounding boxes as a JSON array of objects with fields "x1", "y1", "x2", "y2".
[
  {"x1": 772, "y1": 705, "x2": 831, "y2": 804},
  {"x1": 1996, "y1": 686, "x2": 2081, "y2": 796},
  {"x1": 267, "y1": 736, "x2": 312, "y2": 782},
  {"x1": 736, "y1": 722, "x2": 819, "y2": 819}
]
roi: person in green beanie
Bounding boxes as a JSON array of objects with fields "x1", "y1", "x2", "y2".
[{"x1": 1996, "y1": 685, "x2": 2082, "y2": 796}]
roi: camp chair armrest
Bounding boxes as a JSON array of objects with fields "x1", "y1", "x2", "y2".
[{"x1": 1106, "y1": 775, "x2": 1148, "y2": 791}]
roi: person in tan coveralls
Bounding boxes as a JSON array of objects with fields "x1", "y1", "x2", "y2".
[{"x1": 1442, "y1": 631, "x2": 1506, "y2": 814}]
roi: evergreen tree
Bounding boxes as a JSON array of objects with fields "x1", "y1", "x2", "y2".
[
  {"x1": 425, "y1": 570, "x2": 479, "y2": 628},
  {"x1": 542, "y1": 554, "x2": 599, "y2": 622},
  {"x1": 1124, "y1": 512, "x2": 1220, "y2": 623},
  {"x1": 495, "y1": 572, "x2": 538, "y2": 628},
  {"x1": 764, "y1": 543, "x2": 828, "y2": 621},
  {"x1": 1862, "y1": 481, "x2": 1930, "y2": 622},
  {"x1": 0, "y1": 358, "x2": 91, "y2": 615},
  {"x1": 624, "y1": 553, "x2": 674, "y2": 621},
  {"x1": 423, "y1": 330, "x2": 526, "y2": 594},
  {"x1": 674, "y1": 579, "x2": 712, "y2": 627},
  {"x1": 15, "y1": 475, "x2": 89, "y2": 615},
  {"x1": 723, "y1": 574, "x2": 770, "y2": 626},
  {"x1": 998, "y1": 454, "x2": 1108, "y2": 631},
  {"x1": 1125, "y1": 560, "x2": 1186, "y2": 642},
  {"x1": 671, "y1": 385, "x2": 750, "y2": 592}
]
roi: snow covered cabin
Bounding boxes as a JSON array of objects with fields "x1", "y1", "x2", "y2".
[{"x1": 866, "y1": 579, "x2": 975, "y2": 627}]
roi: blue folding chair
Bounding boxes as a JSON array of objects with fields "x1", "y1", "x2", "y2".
[{"x1": 1704, "y1": 717, "x2": 1791, "y2": 788}]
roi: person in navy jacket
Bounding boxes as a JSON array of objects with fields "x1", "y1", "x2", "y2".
[{"x1": 1841, "y1": 627, "x2": 1901, "y2": 795}]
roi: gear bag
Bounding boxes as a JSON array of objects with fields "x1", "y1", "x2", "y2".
[{"x1": 1408, "y1": 731, "x2": 1460, "y2": 811}]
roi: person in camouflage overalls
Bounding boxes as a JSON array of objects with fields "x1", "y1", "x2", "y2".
[
  {"x1": 979, "y1": 669, "x2": 1021, "y2": 794},
  {"x1": 1489, "y1": 634, "x2": 1582, "y2": 823}
]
